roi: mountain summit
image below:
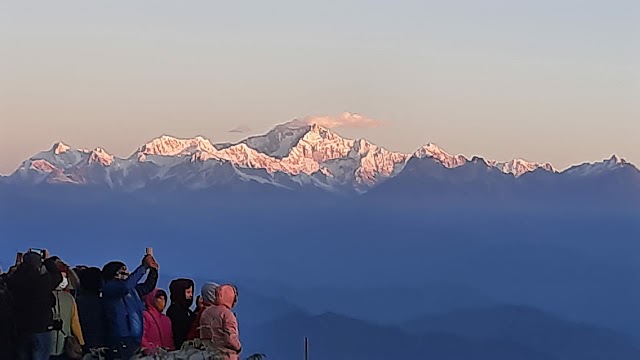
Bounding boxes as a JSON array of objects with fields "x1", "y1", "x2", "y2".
[{"x1": 6, "y1": 120, "x2": 635, "y2": 193}]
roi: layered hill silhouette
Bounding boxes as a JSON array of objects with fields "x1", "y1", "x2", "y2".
[{"x1": 245, "y1": 307, "x2": 640, "y2": 360}]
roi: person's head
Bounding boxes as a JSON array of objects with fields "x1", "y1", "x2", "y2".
[
  {"x1": 56, "y1": 263, "x2": 70, "y2": 290},
  {"x1": 201, "y1": 282, "x2": 220, "y2": 306},
  {"x1": 73, "y1": 265, "x2": 88, "y2": 278},
  {"x1": 78, "y1": 267, "x2": 102, "y2": 295},
  {"x1": 22, "y1": 251, "x2": 42, "y2": 271},
  {"x1": 169, "y1": 278, "x2": 195, "y2": 308},
  {"x1": 216, "y1": 284, "x2": 238, "y2": 309},
  {"x1": 154, "y1": 290, "x2": 167, "y2": 312},
  {"x1": 145, "y1": 288, "x2": 167, "y2": 313},
  {"x1": 102, "y1": 261, "x2": 128, "y2": 281}
]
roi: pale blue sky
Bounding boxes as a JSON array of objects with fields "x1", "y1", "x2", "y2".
[{"x1": 1, "y1": 0, "x2": 638, "y2": 174}]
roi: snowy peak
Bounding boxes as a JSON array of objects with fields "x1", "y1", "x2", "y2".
[
  {"x1": 137, "y1": 135, "x2": 217, "y2": 157},
  {"x1": 412, "y1": 145, "x2": 555, "y2": 177},
  {"x1": 288, "y1": 125, "x2": 354, "y2": 163},
  {"x1": 488, "y1": 159, "x2": 556, "y2": 177},
  {"x1": 413, "y1": 143, "x2": 467, "y2": 168},
  {"x1": 606, "y1": 154, "x2": 627, "y2": 165},
  {"x1": 567, "y1": 154, "x2": 636, "y2": 176},
  {"x1": 242, "y1": 121, "x2": 357, "y2": 171},
  {"x1": 299, "y1": 123, "x2": 341, "y2": 144},
  {"x1": 29, "y1": 159, "x2": 58, "y2": 173},
  {"x1": 8, "y1": 117, "x2": 636, "y2": 192},
  {"x1": 351, "y1": 140, "x2": 409, "y2": 186},
  {"x1": 86, "y1": 148, "x2": 114, "y2": 166},
  {"x1": 51, "y1": 142, "x2": 71, "y2": 155},
  {"x1": 242, "y1": 121, "x2": 314, "y2": 158}
]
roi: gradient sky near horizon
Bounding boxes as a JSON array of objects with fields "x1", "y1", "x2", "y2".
[{"x1": 1, "y1": 1, "x2": 638, "y2": 174}]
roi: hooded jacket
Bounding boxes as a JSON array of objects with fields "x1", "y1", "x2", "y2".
[
  {"x1": 76, "y1": 267, "x2": 107, "y2": 350},
  {"x1": 186, "y1": 282, "x2": 219, "y2": 341},
  {"x1": 199, "y1": 284, "x2": 241, "y2": 360},
  {"x1": 51, "y1": 288, "x2": 85, "y2": 356},
  {"x1": 5, "y1": 255, "x2": 62, "y2": 334},
  {"x1": 141, "y1": 289, "x2": 174, "y2": 353},
  {"x1": 166, "y1": 278, "x2": 195, "y2": 349},
  {"x1": 102, "y1": 263, "x2": 158, "y2": 344}
]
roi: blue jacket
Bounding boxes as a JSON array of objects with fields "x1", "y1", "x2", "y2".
[{"x1": 102, "y1": 265, "x2": 158, "y2": 343}]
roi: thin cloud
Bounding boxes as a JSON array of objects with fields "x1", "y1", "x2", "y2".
[
  {"x1": 293, "y1": 112, "x2": 383, "y2": 129},
  {"x1": 229, "y1": 125, "x2": 252, "y2": 134}
]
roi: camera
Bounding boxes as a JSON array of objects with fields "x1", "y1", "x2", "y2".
[{"x1": 49, "y1": 319, "x2": 64, "y2": 331}]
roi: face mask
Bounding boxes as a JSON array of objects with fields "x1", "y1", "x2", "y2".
[{"x1": 58, "y1": 276, "x2": 69, "y2": 290}]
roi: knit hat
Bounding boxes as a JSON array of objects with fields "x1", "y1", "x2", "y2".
[
  {"x1": 201, "y1": 282, "x2": 220, "y2": 305},
  {"x1": 102, "y1": 261, "x2": 126, "y2": 280}
]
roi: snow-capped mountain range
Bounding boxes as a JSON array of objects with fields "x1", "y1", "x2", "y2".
[{"x1": 5, "y1": 120, "x2": 635, "y2": 193}]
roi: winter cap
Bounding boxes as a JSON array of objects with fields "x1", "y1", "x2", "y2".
[{"x1": 201, "y1": 282, "x2": 220, "y2": 304}]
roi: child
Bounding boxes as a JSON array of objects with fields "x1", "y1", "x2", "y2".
[{"x1": 141, "y1": 288, "x2": 174, "y2": 354}]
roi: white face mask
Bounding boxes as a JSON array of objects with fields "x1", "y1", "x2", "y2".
[{"x1": 58, "y1": 276, "x2": 69, "y2": 290}]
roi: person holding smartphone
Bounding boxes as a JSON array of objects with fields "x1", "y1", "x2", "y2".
[
  {"x1": 101, "y1": 250, "x2": 159, "y2": 359},
  {"x1": 5, "y1": 249, "x2": 62, "y2": 360}
]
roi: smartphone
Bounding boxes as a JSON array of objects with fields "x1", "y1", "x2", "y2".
[
  {"x1": 145, "y1": 247, "x2": 154, "y2": 257},
  {"x1": 15, "y1": 252, "x2": 24, "y2": 265},
  {"x1": 29, "y1": 248, "x2": 46, "y2": 257}
]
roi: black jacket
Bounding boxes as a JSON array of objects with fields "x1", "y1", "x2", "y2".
[
  {"x1": 5, "y1": 258, "x2": 62, "y2": 334},
  {"x1": 167, "y1": 278, "x2": 195, "y2": 349},
  {"x1": 76, "y1": 266, "x2": 107, "y2": 350},
  {"x1": 0, "y1": 274, "x2": 16, "y2": 358},
  {"x1": 76, "y1": 293, "x2": 107, "y2": 350}
]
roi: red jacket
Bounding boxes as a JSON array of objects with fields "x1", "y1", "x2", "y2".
[
  {"x1": 141, "y1": 289, "x2": 174, "y2": 353},
  {"x1": 186, "y1": 307, "x2": 206, "y2": 341}
]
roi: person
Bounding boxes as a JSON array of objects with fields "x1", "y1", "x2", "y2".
[
  {"x1": 50, "y1": 262, "x2": 85, "y2": 359},
  {"x1": 141, "y1": 289, "x2": 174, "y2": 354},
  {"x1": 0, "y1": 269, "x2": 16, "y2": 359},
  {"x1": 5, "y1": 250, "x2": 62, "y2": 360},
  {"x1": 102, "y1": 254, "x2": 158, "y2": 359},
  {"x1": 186, "y1": 282, "x2": 218, "y2": 341},
  {"x1": 76, "y1": 267, "x2": 107, "y2": 352},
  {"x1": 199, "y1": 284, "x2": 242, "y2": 360},
  {"x1": 166, "y1": 278, "x2": 195, "y2": 349}
]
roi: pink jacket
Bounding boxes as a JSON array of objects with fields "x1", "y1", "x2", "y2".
[
  {"x1": 142, "y1": 289, "x2": 175, "y2": 353},
  {"x1": 199, "y1": 285, "x2": 241, "y2": 360}
]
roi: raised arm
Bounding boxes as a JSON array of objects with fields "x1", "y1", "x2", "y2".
[
  {"x1": 43, "y1": 258, "x2": 62, "y2": 291},
  {"x1": 135, "y1": 267, "x2": 158, "y2": 299},
  {"x1": 103, "y1": 265, "x2": 148, "y2": 298}
]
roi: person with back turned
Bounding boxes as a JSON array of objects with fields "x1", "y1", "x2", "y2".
[
  {"x1": 76, "y1": 267, "x2": 107, "y2": 352},
  {"x1": 5, "y1": 249, "x2": 62, "y2": 360},
  {"x1": 50, "y1": 261, "x2": 85, "y2": 359},
  {"x1": 199, "y1": 284, "x2": 242, "y2": 360}
]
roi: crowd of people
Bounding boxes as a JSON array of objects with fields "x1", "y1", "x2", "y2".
[{"x1": 0, "y1": 249, "x2": 242, "y2": 360}]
